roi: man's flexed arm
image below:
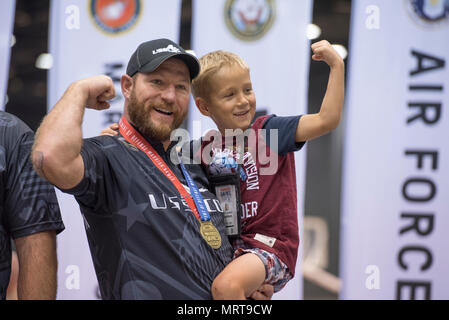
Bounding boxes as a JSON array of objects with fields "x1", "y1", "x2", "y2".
[{"x1": 32, "y1": 76, "x2": 115, "y2": 190}]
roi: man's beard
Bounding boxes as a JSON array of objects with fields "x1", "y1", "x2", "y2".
[{"x1": 127, "y1": 88, "x2": 187, "y2": 142}]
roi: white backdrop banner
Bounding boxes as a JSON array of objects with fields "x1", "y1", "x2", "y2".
[
  {"x1": 49, "y1": 0, "x2": 181, "y2": 299},
  {"x1": 340, "y1": 0, "x2": 449, "y2": 299},
  {"x1": 191, "y1": 0, "x2": 313, "y2": 299},
  {"x1": 0, "y1": 0, "x2": 15, "y2": 110}
]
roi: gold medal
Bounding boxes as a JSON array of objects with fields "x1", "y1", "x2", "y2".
[{"x1": 200, "y1": 220, "x2": 222, "y2": 249}]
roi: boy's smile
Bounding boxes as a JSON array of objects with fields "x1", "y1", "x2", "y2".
[{"x1": 199, "y1": 65, "x2": 256, "y2": 134}]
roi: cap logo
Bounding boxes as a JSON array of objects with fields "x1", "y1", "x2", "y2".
[{"x1": 152, "y1": 44, "x2": 182, "y2": 55}]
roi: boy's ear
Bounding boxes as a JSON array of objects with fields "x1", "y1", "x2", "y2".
[
  {"x1": 195, "y1": 97, "x2": 211, "y2": 117},
  {"x1": 121, "y1": 74, "x2": 134, "y2": 100}
]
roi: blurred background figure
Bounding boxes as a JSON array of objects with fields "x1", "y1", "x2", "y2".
[{"x1": 6, "y1": 244, "x2": 18, "y2": 300}]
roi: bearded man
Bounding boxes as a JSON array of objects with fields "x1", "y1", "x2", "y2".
[{"x1": 31, "y1": 39, "x2": 249, "y2": 300}]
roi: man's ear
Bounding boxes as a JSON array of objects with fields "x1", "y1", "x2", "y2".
[
  {"x1": 195, "y1": 97, "x2": 211, "y2": 117},
  {"x1": 121, "y1": 74, "x2": 134, "y2": 99}
]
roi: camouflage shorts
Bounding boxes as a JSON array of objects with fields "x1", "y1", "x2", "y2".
[{"x1": 233, "y1": 244, "x2": 292, "y2": 293}]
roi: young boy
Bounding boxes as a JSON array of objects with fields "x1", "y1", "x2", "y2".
[
  {"x1": 102, "y1": 40, "x2": 344, "y2": 299},
  {"x1": 190, "y1": 40, "x2": 344, "y2": 299}
]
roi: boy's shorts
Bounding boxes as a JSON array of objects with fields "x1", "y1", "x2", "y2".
[{"x1": 233, "y1": 241, "x2": 292, "y2": 293}]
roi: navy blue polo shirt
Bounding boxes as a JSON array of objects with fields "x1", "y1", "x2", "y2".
[{"x1": 63, "y1": 129, "x2": 233, "y2": 300}]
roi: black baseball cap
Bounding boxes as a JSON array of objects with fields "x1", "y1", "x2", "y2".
[{"x1": 126, "y1": 39, "x2": 200, "y2": 80}]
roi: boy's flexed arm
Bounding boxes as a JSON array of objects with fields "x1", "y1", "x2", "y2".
[
  {"x1": 32, "y1": 75, "x2": 115, "y2": 190},
  {"x1": 296, "y1": 40, "x2": 345, "y2": 142}
]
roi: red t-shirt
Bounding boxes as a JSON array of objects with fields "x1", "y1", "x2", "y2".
[{"x1": 200, "y1": 115, "x2": 305, "y2": 275}]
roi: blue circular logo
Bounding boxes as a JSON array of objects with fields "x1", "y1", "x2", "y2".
[{"x1": 406, "y1": 0, "x2": 449, "y2": 27}]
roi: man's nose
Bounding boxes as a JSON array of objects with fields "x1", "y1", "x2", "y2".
[{"x1": 161, "y1": 85, "x2": 176, "y2": 103}]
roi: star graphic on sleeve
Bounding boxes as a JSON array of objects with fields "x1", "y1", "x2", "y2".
[{"x1": 116, "y1": 192, "x2": 150, "y2": 231}]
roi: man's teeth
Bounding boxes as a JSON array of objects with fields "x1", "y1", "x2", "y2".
[{"x1": 155, "y1": 108, "x2": 173, "y2": 115}]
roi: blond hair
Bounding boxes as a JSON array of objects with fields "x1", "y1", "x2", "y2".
[{"x1": 192, "y1": 50, "x2": 249, "y2": 99}]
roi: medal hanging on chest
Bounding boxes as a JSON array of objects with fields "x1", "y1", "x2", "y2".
[
  {"x1": 118, "y1": 116, "x2": 221, "y2": 250},
  {"x1": 199, "y1": 221, "x2": 222, "y2": 249}
]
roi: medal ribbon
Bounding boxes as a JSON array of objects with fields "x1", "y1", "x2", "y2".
[
  {"x1": 178, "y1": 159, "x2": 211, "y2": 222},
  {"x1": 118, "y1": 117, "x2": 209, "y2": 222}
]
